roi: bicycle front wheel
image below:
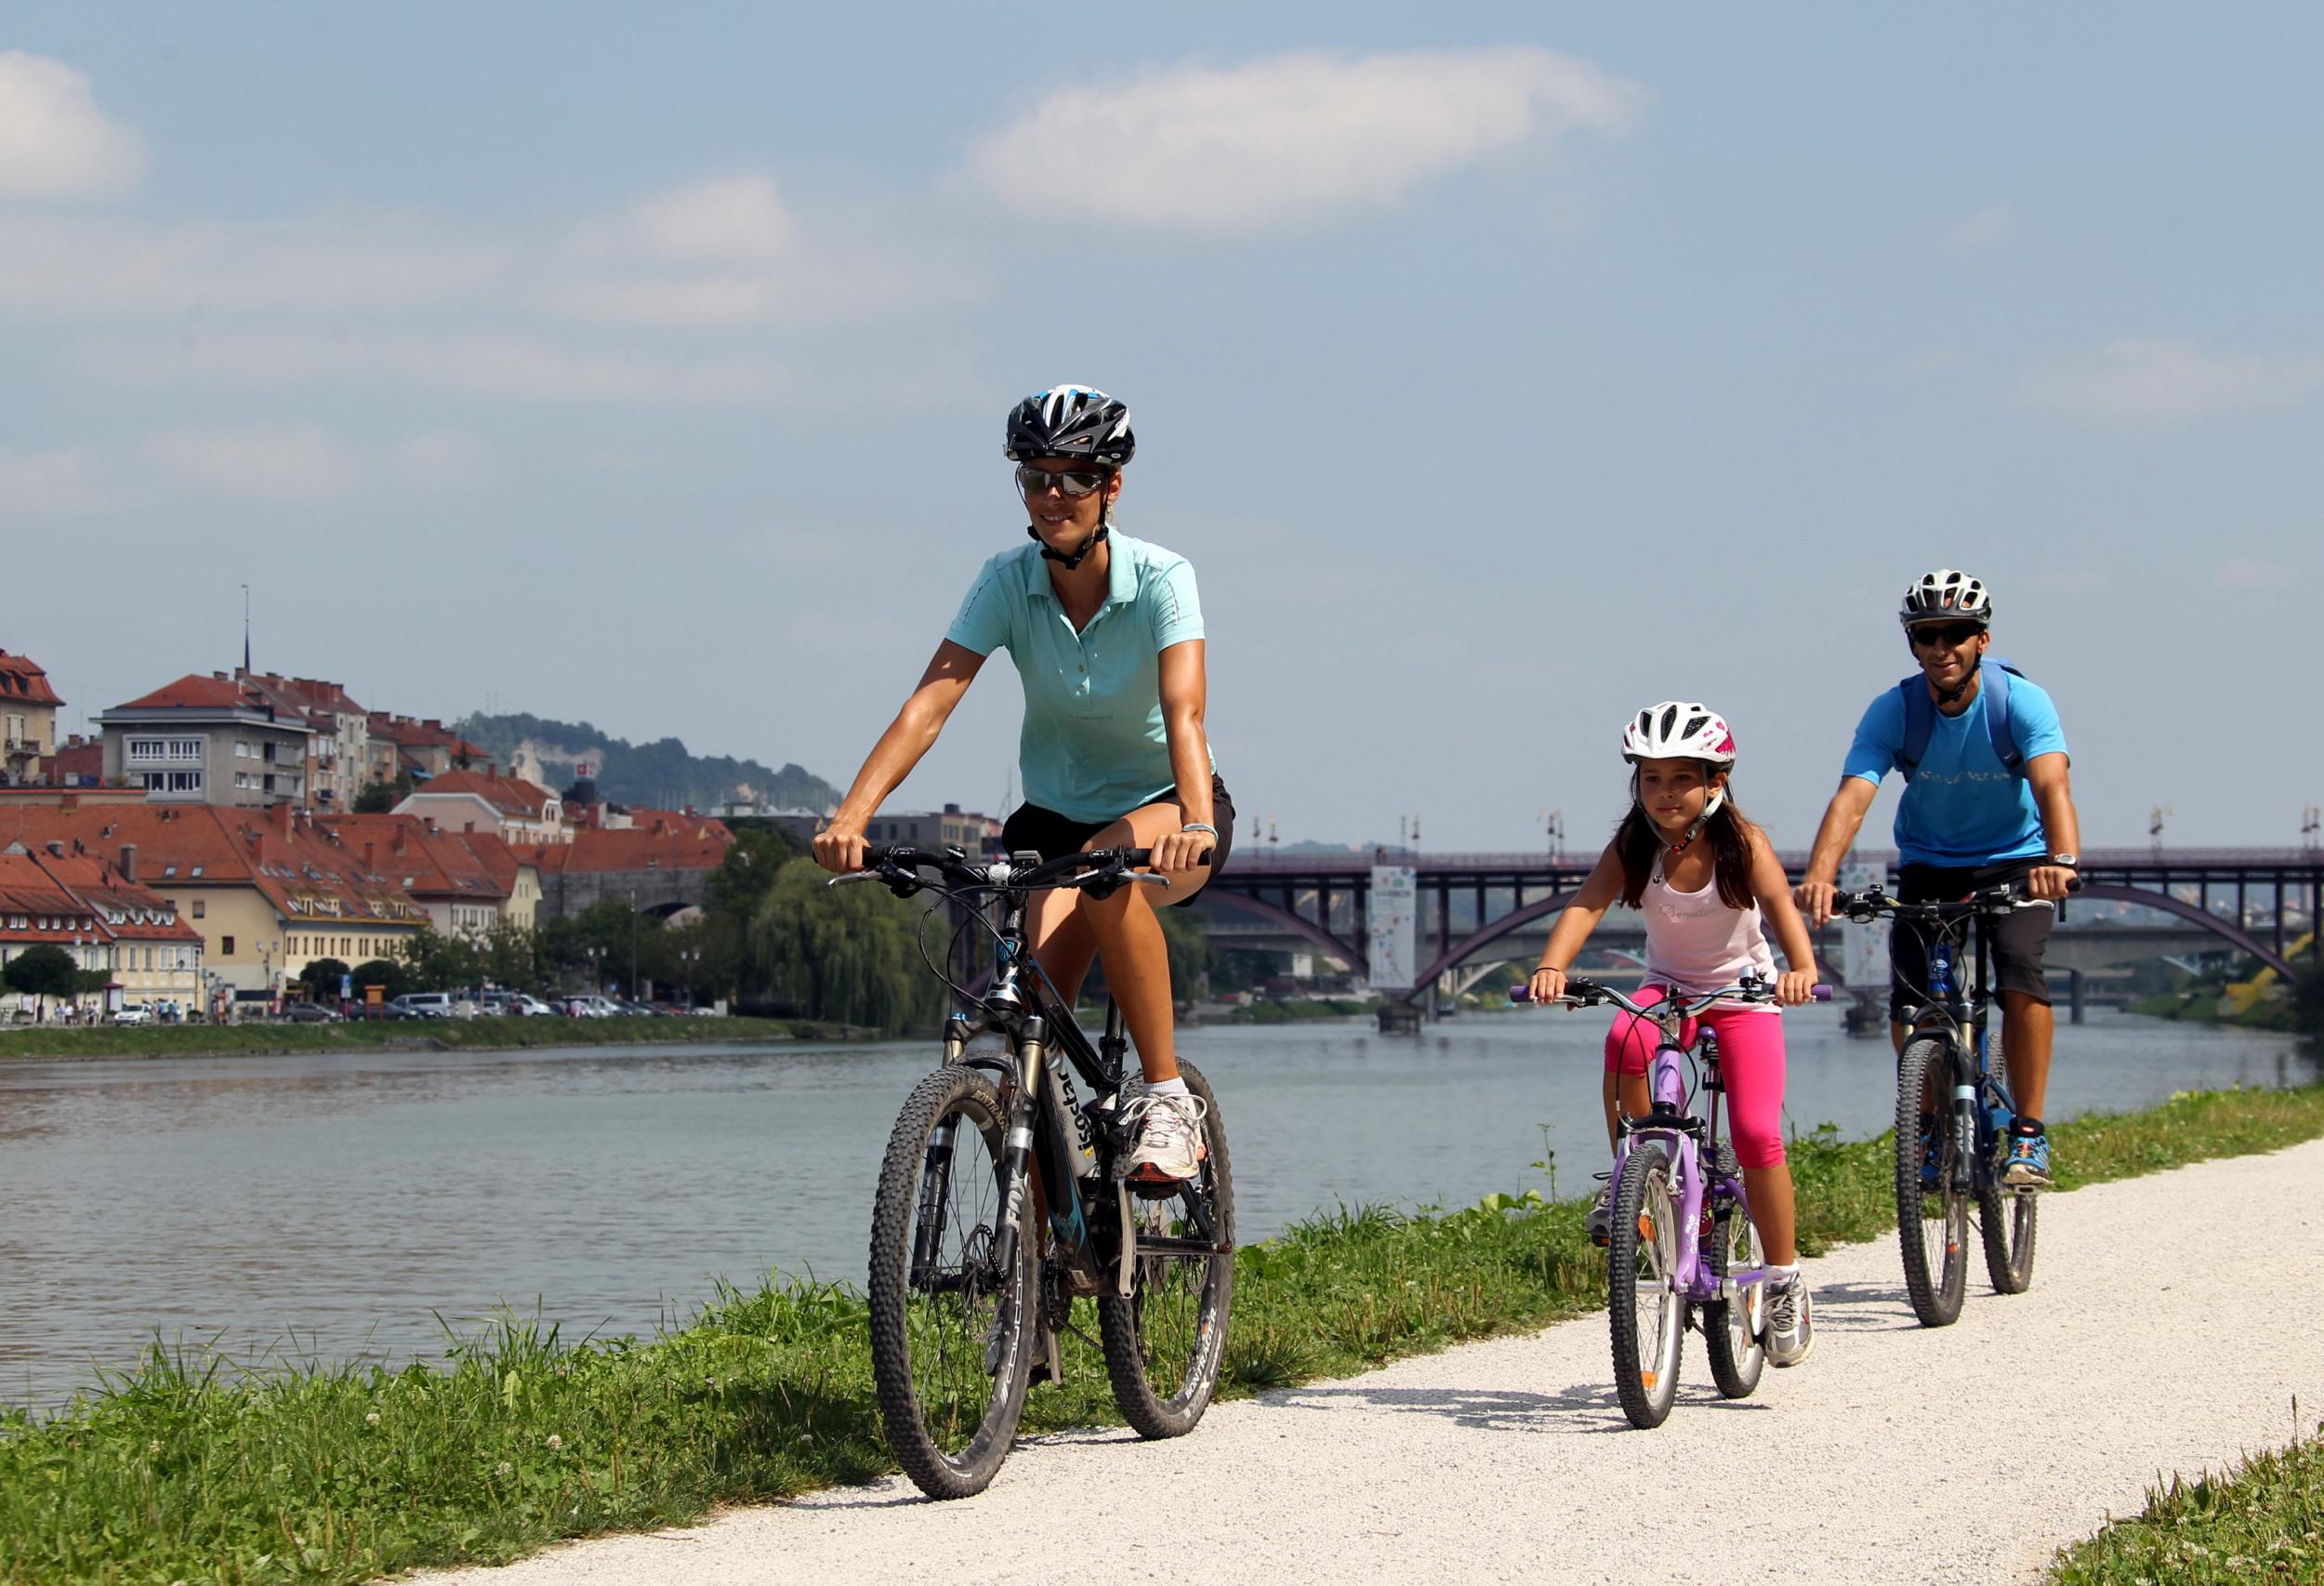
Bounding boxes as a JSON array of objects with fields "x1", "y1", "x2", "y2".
[
  {"x1": 1099, "y1": 1060, "x2": 1235, "y2": 1438},
  {"x1": 1607, "y1": 1140, "x2": 1684, "y2": 1429},
  {"x1": 1895, "y1": 1038, "x2": 1969, "y2": 1327},
  {"x1": 1700, "y1": 1146, "x2": 1766, "y2": 1400},
  {"x1": 868, "y1": 1064, "x2": 1037, "y2": 1500}
]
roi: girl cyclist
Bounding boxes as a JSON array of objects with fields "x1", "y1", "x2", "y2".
[
  {"x1": 1525, "y1": 702, "x2": 1823, "y2": 1366},
  {"x1": 812, "y1": 384, "x2": 1231, "y2": 1182}
]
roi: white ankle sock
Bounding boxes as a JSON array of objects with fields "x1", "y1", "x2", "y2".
[
  {"x1": 1144, "y1": 1077, "x2": 1189, "y2": 1099},
  {"x1": 1764, "y1": 1263, "x2": 1800, "y2": 1281}
]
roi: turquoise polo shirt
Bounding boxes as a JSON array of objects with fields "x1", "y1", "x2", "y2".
[{"x1": 945, "y1": 528, "x2": 1210, "y2": 824}]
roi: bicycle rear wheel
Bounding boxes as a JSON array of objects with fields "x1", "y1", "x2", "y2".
[
  {"x1": 1607, "y1": 1140, "x2": 1684, "y2": 1429},
  {"x1": 1700, "y1": 1148, "x2": 1766, "y2": 1399},
  {"x1": 1977, "y1": 1141, "x2": 2039, "y2": 1294},
  {"x1": 1098, "y1": 1060, "x2": 1235, "y2": 1438},
  {"x1": 1895, "y1": 1038, "x2": 1969, "y2": 1327},
  {"x1": 868, "y1": 1064, "x2": 1037, "y2": 1500}
]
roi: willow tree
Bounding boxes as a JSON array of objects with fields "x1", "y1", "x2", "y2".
[{"x1": 751, "y1": 857, "x2": 943, "y2": 1034}]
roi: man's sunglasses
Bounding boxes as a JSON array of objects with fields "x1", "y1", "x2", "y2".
[
  {"x1": 1015, "y1": 465, "x2": 1110, "y2": 498},
  {"x1": 1910, "y1": 622, "x2": 1986, "y2": 649}
]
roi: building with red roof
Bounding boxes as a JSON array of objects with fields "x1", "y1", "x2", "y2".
[
  {"x1": 1, "y1": 648, "x2": 65, "y2": 786},
  {"x1": 0, "y1": 839, "x2": 205, "y2": 1018},
  {"x1": 97, "y1": 673, "x2": 313, "y2": 809},
  {"x1": 395, "y1": 768, "x2": 564, "y2": 847},
  {"x1": 234, "y1": 671, "x2": 375, "y2": 810},
  {"x1": 0, "y1": 803, "x2": 428, "y2": 998},
  {"x1": 523, "y1": 810, "x2": 733, "y2": 920},
  {"x1": 366, "y1": 714, "x2": 491, "y2": 785},
  {"x1": 313, "y1": 813, "x2": 536, "y2": 935}
]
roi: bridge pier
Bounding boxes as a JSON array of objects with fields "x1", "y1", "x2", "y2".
[{"x1": 1376, "y1": 1002, "x2": 1423, "y2": 1035}]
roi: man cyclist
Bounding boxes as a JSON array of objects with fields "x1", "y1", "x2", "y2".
[
  {"x1": 812, "y1": 384, "x2": 1230, "y2": 1183},
  {"x1": 1794, "y1": 569, "x2": 2082, "y2": 1185}
]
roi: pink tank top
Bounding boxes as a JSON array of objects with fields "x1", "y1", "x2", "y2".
[{"x1": 1640, "y1": 856, "x2": 1777, "y2": 1004}]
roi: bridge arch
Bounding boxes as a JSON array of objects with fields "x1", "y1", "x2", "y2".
[
  {"x1": 2073, "y1": 883, "x2": 2298, "y2": 979},
  {"x1": 1404, "y1": 889, "x2": 1582, "y2": 999},
  {"x1": 1195, "y1": 890, "x2": 1368, "y2": 976}
]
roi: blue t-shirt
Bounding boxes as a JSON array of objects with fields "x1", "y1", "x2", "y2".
[
  {"x1": 945, "y1": 529, "x2": 1211, "y2": 825},
  {"x1": 1842, "y1": 673, "x2": 2069, "y2": 867}
]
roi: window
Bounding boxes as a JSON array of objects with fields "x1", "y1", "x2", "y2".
[
  {"x1": 221, "y1": 936, "x2": 235, "y2": 956},
  {"x1": 191, "y1": 899, "x2": 205, "y2": 919}
]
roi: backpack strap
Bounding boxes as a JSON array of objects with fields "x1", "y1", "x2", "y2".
[
  {"x1": 1895, "y1": 675, "x2": 1933, "y2": 781},
  {"x1": 1895, "y1": 658, "x2": 2026, "y2": 782}
]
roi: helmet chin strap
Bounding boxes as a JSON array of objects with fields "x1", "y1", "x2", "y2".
[
  {"x1": 1633, "y1": 770, "x2": 1726, "y2": 856},
  {"x1": 1029, "y1": 498, "x2": 1111, "y2": 570},
  {"x1": 1933, "y1": 652, "x2": 1982, "y2": 707}
]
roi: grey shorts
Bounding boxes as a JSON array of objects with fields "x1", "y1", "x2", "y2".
[{"x1": 1888, "y1": 858, "x2": 2054, "y2": 1020}]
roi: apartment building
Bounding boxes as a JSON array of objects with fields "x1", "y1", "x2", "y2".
[
  {"x1": 395, "y1": 768, "x2": 565, "y2": 847},
  {"x1": 97, "y1": 674, "x2": 312, "y2": 808},
  {"x1": 312, "y1": 813, "x2": 534, "y2": 936},
  {"x1": 233, "y1": 672, "x2": 376, "y2": 809}
]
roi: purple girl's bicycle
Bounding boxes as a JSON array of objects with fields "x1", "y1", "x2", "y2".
[{"x1": 1513, "y1": 971, "x2": 1829, "y2": 1428}]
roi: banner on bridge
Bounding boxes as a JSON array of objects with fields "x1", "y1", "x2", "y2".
[
  {"x1": 1367, "y1": 866, "x2": 1419, "y2": 992},
  {"x1": 1840, "y1": 860, "x2": 1889, "y2": 993}
]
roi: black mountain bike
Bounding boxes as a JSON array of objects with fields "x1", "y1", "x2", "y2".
[
  {"x1": 1834, "y1": 882, "x2": 2074, "y2": 1327},
  {"x1": 840, "y1": 844, "x2": 1235, "y2": 1500}
]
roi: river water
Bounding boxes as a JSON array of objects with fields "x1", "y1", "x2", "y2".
[{"x1": 0, "y1": 1011, "x2": 2311, "y2": 1407}]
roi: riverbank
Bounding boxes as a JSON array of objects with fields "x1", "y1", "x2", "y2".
[
  {"x1": 0, "y1": 1015, "x2": 864, "y2": 1063},
  {"x1": 3, "y1": 1081, "x2": 2319, "y2": 1584}
]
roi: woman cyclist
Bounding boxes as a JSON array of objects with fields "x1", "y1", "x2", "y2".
[
  {"x1": 812, "y1": 384, "x2": 1231, "y2": 1182},
  {"x1": 1525, "y1": 703, "x2": 1822, "y2": 1366}
]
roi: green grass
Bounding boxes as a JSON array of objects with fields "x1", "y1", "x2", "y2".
[
  {"x1": 2049, "y1": 1408, "x2": 2324, "y2": 1583},
  {"x1": 0, "y1": 1016, "x2": 852, "y2": 1063},
  {"x1": 3, "y1": 1083, "x2": 2322, "y2": 1584}
]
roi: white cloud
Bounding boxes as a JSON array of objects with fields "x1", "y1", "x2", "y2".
[
  {"x1": 970, "y1": 46, "x2": 1646, "y2": 234},
  {"x1": 0, "y1": 211, "x2": 508, "y2": 317},
  {"x1": 134, "y1": 423, "x2": 498, "y2": 504},
  {"x1": 141, "y1": 423, "x2": 367, "y2": 503},
  {"x1": 65, "y1": 327, "x2": 988, "y2": 408},
  {"x1": 2215, "y1": 557, "x2": 2298, "y2": 592},
  {"x1": 1945, "y1": 206, "x2": 2010, "y2": 251},
  {"x1": 627, "y1": 177, "x2": 795, "y2": 263},
  {"x1": 0, "y1": 446, "x2": 118, "y2": 516},
  {"x1": 389, "y1": 430, "x2": 498, "y2": 493},
  {"x1": 0, "y1": 51, "x2": 146, "y2": 200},
  {"x1": 2014, "y1": 338, "x2": 2324, "y2": 421}
]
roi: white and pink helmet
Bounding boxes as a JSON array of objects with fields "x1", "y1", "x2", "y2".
[{"x1": 1620, "y1": 701, "x2": 1738, "y2": 769}]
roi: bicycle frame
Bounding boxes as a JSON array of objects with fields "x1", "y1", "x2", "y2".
[{"x1": 860, "y1": 846, "x2": 1229, "y2": 1308}]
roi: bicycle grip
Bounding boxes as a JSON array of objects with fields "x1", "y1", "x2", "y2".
[
  {"x1": 1508, "y1": 985, "x2": 1533, "y2": 1004},
  {"x1": 1812, "y1": 985, "x2": 1833, "y2": 1001}
]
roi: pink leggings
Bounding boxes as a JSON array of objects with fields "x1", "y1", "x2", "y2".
[{"x1": 1603, "y1": 985, "x2": 1789, "y2": 1170}]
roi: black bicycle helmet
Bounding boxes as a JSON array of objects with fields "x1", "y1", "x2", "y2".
[{"x1": 1004, "y1": 385, "x2": 1135, "y2": 468}]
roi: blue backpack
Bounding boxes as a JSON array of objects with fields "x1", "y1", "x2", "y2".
[{"x1": 1895, "y1": 657, "x2": 2026, "y2": 782}]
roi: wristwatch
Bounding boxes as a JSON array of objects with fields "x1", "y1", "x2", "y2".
[{"x1": 2048, "y1": 852, "x2": 2078, "y2": 867}]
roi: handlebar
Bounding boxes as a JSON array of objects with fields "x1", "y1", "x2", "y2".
[
  {"x1": 1508, "y1": 975, "x2": 1831, "y2": 1016},
  {"x1": 826, "y1": 843, "x2": 1208, "y2": 898},
  {"x1": 1829, "y1": 877, "x2": 2081, "y2": 921}
]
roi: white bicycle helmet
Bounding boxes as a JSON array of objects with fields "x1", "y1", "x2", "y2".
[
  {"x1": 1898, "y1": 569, "x2": 1993, "y2": 628},
  {"x1": 1621, "y1": 701, "x2": 1738, "y2": 768}
]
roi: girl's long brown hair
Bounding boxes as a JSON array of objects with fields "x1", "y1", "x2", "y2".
[{"x1": 1614, "y1": 775, "x2": 1756, "y2": 910}]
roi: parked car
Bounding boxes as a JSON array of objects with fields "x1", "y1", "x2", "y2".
[
  {"x1": 482, "y1": 991, "x2": 554, "y2": 1017},
  {"x1": 283, "y1": 1003, "x2": 341, "y2": 1024},
  {"x1": 112, "y1": 1005, "x2": 154, "y2": 1026},
  {"x1": 385, "y1": 993, "x2": 453, "y2": 1019}
]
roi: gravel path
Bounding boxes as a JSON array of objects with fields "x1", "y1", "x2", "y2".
[{"x1": 421, "y1": 1139, "x2": 2324, "y2": 1586}]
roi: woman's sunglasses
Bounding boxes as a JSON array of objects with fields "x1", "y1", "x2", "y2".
[
  {"x1": 1910, "y1": 622, "x2": 1986, "y2": 649},
  {"x1": 1015, "y1": 465, "x2": 1110, "y2": 498}
]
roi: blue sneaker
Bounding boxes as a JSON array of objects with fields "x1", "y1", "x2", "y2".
[{"x1": 2003, "y1": 1130, "x2": 2052, "y2": 1188}]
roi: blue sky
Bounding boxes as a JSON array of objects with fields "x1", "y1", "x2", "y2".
[{"x1": 4, "y1": 5, "x2": 2318, "y2": 851}]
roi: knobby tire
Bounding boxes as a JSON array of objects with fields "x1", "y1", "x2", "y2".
[
  {"x1": 1895, "y1": 1037, "x2": 1969, "y2": 1327},
  {"x1": 1607, "y1": 1140, "x2": 1684, "y2": 1429},
  {"x1": 868, "y1": 1064, "x2": 1036, "y2": 1500}
]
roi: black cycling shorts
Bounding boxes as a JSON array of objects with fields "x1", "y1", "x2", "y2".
[
  {"x1": 1888, "y1": 857, "x2": 2054, "y2": 1020},
  {"x1": 998, "y1": 773, "x2": 1235, "y2": 908}
]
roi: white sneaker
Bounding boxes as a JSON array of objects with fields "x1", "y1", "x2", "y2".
[
  {"x1": 1121, "y1": 1090, "x2": 1208, "y2": 1182},
  {"x1": 1764, "y1": 1271, "x2": 1815, "y2": 1367}
]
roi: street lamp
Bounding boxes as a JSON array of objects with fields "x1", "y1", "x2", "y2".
[{"x1": 677, "y1": 946, "x2": 703, "y2": 1009}]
